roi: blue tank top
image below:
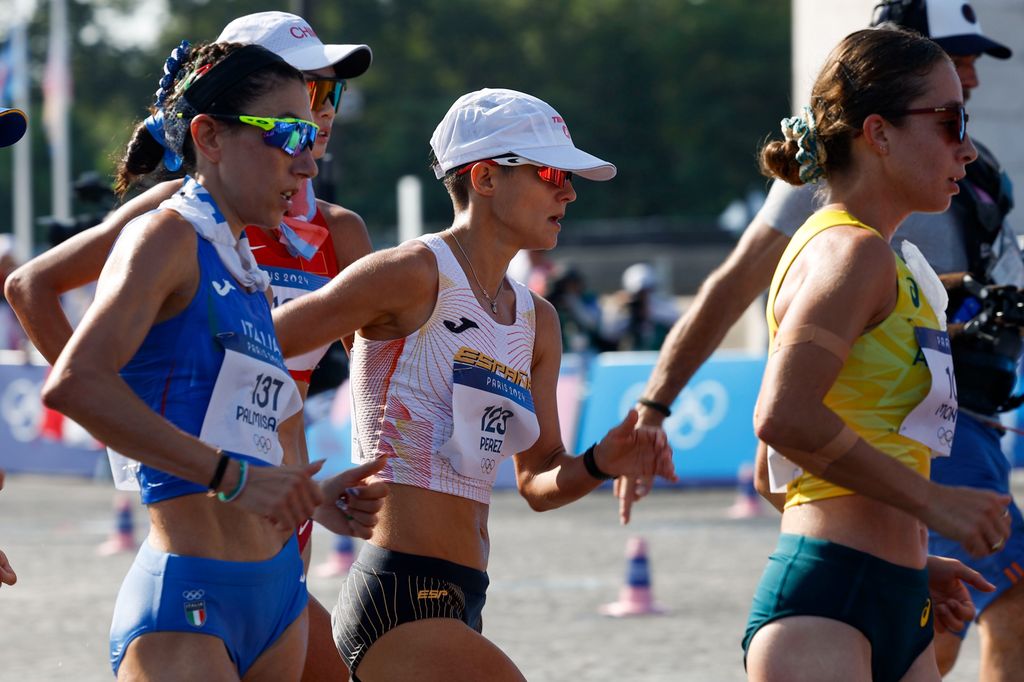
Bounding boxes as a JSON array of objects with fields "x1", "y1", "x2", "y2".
[{"x1": 121, "y1": 236, "x2": 301, "y2": 504}]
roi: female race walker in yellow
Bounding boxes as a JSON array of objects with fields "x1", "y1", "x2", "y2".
[{"x1": 744, "y1": 26, "x2": 1011, "y2": 682}]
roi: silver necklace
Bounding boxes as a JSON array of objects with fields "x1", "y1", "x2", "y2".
[{"x1": 448, "y1": 229, "x2": 504, "y2": 314}]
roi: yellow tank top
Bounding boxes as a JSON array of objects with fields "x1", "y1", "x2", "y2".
[{"x1": 766, "y1": 209, "x2": 939, "y2": 508}]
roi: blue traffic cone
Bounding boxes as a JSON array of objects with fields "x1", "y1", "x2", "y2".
[
  {"x1": 727, "y1": 462, "x2": 764, "y2": 519},
  {"x1": 600, "y1": 537, "x2": 665, "y2": 617},
  {"x1": 97, "y1": 496, "x2": 136, "y2": 555}
]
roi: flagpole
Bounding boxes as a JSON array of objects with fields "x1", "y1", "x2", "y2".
[
  {"x1": 47, "y1": 0, "x2": 72, "y2": 226},
  {"x1": 11, "y1": 5, "x2": 32, "y2": 264}
]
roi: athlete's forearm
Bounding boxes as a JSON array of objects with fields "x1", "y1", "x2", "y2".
[
  {"x1": 4, "y1": 281, "x2": 74, "y2": 365},
  {"x1": 42, "y1": 364, "x2": 222, "y2": 487},
  {"x1": 516, "y1": 448, "x2": 603, "y2": 512},
  {"x1": 638, "y1": 222, "x2": 787, "y2": 426}
]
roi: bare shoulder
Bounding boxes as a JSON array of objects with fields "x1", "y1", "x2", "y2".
[
  {"x1": 801, "y1": 225, "x2": 895, "y2": 286},
  {"x1": 531, "y1": 290, "x2": 558, "y2": 327},
  {"x1": 316, "y1": 199, "x2": 372, "y2": 269},
  {"x1": 113, "y1": 208, "x2": 197, "y2": 265},
  {"x1": 531, "y1": 291, "x2": 561, "y2": 354},
  {"x1": 316, "y1": 199, "x2": 367, "y2": 233}
]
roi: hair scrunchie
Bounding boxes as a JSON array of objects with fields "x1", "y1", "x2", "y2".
[
  {"x1": 153, "y1": 40, "x2": 191, "y2": 108},
  {"x1": 781, "y1": 106, "x2": 827, "y2": 184},
  {"x1": 143, "y1": 110, "x2": 183, "y2": 172}
]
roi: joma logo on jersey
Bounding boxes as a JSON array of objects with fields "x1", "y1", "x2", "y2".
[
  {"x1": 417, "y1": 589, "x2": 449, "y2": 599},
  {"x1": 453, "y1": 347, "x2": 530, "y2": 388}
]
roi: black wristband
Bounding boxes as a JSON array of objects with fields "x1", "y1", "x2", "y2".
[
  {"x1": 207, "y1": 450, "x2": 230, "y2": 492},
  {"x1": 582, "y1": 444, "x2": 613, "y2": 481},
  {"x1": 637, "y1": 397, "x2": 672, "y2": 417}
]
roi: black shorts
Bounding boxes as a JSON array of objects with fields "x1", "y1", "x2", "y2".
[{"x1": 332, "y1": 543, "x2": 489, "y2": 679}]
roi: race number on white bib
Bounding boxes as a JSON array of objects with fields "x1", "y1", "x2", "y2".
[
  {"x1": 899, "y1": 327, "x2": 957, "y2": 456},
  {"x1": 198, "y1": 335, "x2": 302, "y2": 465},
  {"x1": 439, "y1": 360, "x2": 540, "y2": 485}
]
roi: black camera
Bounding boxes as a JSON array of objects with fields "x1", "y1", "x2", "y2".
[
  {"x1": 38, "y1": 171, "x2": 116, "y2": 248},
  {"x1": 953, "y1": 275, "x2": 1024, "y2": 414}
]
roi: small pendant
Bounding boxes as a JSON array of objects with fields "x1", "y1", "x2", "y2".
[{"x1": 490, "y1": 301, "x2": 498, "y2": 314}]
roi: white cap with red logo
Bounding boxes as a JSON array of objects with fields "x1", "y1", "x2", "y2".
[
  {"x1": 430, "y1": 88, "x2": 616, "y2": 181},
  {"x1": 216, "y1": 11, "x2": 372, "y2": 78}
]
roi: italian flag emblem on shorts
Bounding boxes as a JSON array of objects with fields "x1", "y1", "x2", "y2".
[{"x1": 183, "y1": 589, "x2": 207, "y2": 627}]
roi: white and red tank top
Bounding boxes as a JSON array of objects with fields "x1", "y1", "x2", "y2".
[{"x1": 348, "y1": 232, "x2": 540, "y2": 504}]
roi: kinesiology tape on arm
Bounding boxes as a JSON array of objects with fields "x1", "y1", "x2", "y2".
[
  {"x1": 772, "y1": 324, "x2": 850, "y2": 362},
  {"x1": 774, "y1": 424, "x2": 860, "y2": 477}
]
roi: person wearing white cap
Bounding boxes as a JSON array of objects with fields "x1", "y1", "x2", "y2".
[
  {"x1": 3, "y1": 12, "x2": 373, "y2": 682},
  {"x1": 0, "y1": 107, "x2": 27, "y2": 148},
  {"x1": 272, "y1": 87, "x2": 676, "y2": 681},
  {"x1": 620, "y1": 0, "x2": 1023, "y2": 679}
]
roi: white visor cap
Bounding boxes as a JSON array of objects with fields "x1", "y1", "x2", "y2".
[
  {"x1": 430, "y1": 88, "x2": 616, "y2": 182},
  {"x1": 216, "y1": 11, "x2": 372, "y2": 78}
]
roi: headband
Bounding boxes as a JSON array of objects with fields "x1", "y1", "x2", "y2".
[{"x1": 181, "y1": 44, "x2": 288, "y2": 113}]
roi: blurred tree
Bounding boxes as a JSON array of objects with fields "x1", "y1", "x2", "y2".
[{"x1": 0, "y1": 0, "x2": 788, "y2": 249}]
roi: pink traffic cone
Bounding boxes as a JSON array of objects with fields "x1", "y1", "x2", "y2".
[
  {"x1": 97, "y1": 496, "x2": 137, "y2": 556},
  {"x1": 600, "y1": 537, "x2": 665, "y2": 617},
  {"x1": 727, "y1": 462, "x2": 764, "y2": 519},
  {"x1": 315, "y1": 534, "x2": 355, "y2": 577}
]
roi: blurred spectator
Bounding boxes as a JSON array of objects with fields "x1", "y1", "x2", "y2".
[
  {"x1": 604, "y1": 262, "x2": 680, "y2": 351},
  {"x1": 507, "y1": 249, "x2": 554, "y2": 295},
  {"x1": 546, "y1": 264, "x2": 614, "y2": 353}
]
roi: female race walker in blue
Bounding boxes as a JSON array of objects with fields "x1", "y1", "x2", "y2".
[
  {"x1": 744, "y1": 27, "x2": 1010, "y2": 682},
  {"x1": 5, "y1": 12, "x2": 374, "y2": 681},
  {"x1": 273, "y1": 88, "x2": 677, "y2": 681},
  {"x1": 41, "y1": 42, "x2": 385, "y2": 680}
]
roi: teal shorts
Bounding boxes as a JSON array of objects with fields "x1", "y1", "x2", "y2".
[{"x1": 743, "y1": 533, "x2": 932, "y2": 682}]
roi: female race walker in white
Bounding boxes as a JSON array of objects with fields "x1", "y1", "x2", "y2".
[{"x1": 273, "y1": 88, "x2": 677, "y2": 681}]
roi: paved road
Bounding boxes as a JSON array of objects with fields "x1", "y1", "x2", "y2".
[{"x1": 0, "y1": 474, "x2": 990, "y2": 681}]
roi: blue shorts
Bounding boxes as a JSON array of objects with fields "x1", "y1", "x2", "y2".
[
  {"x1": 929, "y1": 411, "x2": 1024, "y2": 635},
  {"x1": 332, "y1": 543, "x2": 489, "y2": 680},
  {"x1": 744, "y1": 534, "x2": 932, "y2": 682},
  {"x1": 109, "y1": 534, "x2": 307, "y2": 676}
]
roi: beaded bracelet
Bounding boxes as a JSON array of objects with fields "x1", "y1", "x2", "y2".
[{"x1": 217, "y1": 460, "x2": 249, "y2": 503}]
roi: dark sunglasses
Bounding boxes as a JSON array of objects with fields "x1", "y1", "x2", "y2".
[
  {"x1": 206, "y1": 114, "x2": 320, "y2": 156},
  {"x1": 898, "y1": 105, "x2": 969, "y2": 143},
  {"x1": 306, "y1": 78, "x2": 346, "y2": 113},
  {"x1": 455, "y1": 157, "x2": 574, "y2": 189}
]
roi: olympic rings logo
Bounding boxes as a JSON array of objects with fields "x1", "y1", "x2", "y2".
[
  {"x1": 480, "y1": 458, "x2": 495, "y2": 474},
  {"x1": 622, "y1": 380, "x2": 729, "y2": 450},
  {"x1": 182, "y1": 589, "x2": 205, "y2": 601},
  {"x1": 252, "y1": 433, "x2": 273, "y2": 454},
  {"x1": 1, "y1": 378, "x2": 43, "y2": 443},
  {"x1": 936, "y1": 427, "x2": 954, "y2": 447}
]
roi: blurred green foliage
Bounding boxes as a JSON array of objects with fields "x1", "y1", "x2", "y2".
[{"x1": 0, "y1": 0, "x2": 788, "y2": 246}]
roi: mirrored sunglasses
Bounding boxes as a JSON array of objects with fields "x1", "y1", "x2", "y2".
[
  {"x1": 208, "y1": 114, "x2": 320, "y2": 156},
  {"x1": 455, "y1": 156, "x2": 574, "y2": 189},
  {"x1": 899, "y1": 105, "x2": 969, "y2": 144},
  {"x1": 306, "y1": 78, "x2": 347, "y2": 113}
]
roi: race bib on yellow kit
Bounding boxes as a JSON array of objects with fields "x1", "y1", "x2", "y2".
[
  {"x1": 439, "y1": 348, "x2": 540, "y2": 484},
  {"x1": 899, "y1": 327, "x2": 957, "y2": 456}
]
